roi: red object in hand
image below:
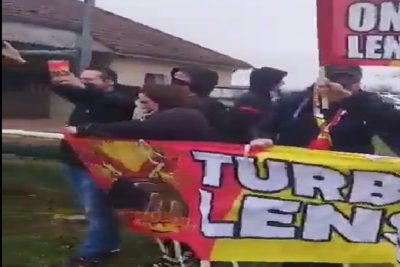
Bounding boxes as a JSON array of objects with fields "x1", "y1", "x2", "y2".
[
  {"x1": 308, "y1": 137, "x2": 331, "y2": 150},
  {"x1": 47, "y1": 60, "x2": 70, "y2": 77}
]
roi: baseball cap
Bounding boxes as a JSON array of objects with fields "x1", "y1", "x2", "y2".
[{"x1": 325, "y1": 65, "x2": 362, "y2": 86}]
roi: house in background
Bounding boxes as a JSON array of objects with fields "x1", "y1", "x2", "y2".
[{"x1": 2, "y1": 0, "x2": 251, "y2": 121}]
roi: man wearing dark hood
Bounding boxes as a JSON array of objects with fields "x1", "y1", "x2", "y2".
[
  {"x1": 171, "y1": 66, "x2": 230, "y2": 141},
  {"x1": 231, "y1": 67, "x2": 288, "y2": 143},
  {"x1": 235, "y1": 67, "x2": 288, "y2": 113}
]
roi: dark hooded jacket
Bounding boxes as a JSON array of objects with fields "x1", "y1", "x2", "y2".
[
  {"x1": 254, "y1": 88, "x2": 400, "y2": 155},
  {"x1": 172, "y1": 67, "x2": 230, "y2": 141},
  {"x1": 231, "y1": 67, "x2": 287, "y2": 143},
  {"x1": 234, "y1": 67, "x2": 287, "y2": 114}
]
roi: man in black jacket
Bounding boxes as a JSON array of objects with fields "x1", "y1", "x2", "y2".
[
  {"x1": 250, "y1": 66, "x2": 400, "y2": 267},
  {"x1": 171, "y1": 66, "x2": 231, "y2": 142},
  {"x1": 66, "y1": 84, "x2": 212, "y2": 267},
  {"x1": 233, "y1": 67, "x2": 287, "y2": 143},
  {"x1": 235, "y1": 67, "x2": 287, "y2": 114},
  {"x1": 253, "y1": 65, "x2": 400, "y2": 156},
  {"x1": 51, "y1": 67, "x2": 136, "y2": 267}
]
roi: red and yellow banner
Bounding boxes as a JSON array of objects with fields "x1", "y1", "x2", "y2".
[
  {"x1": 317, "y1": 0, "x2": 400, "y2": 67},
  {"x1": 66, "y1": 135, "x2": 400, "y2": 265}
]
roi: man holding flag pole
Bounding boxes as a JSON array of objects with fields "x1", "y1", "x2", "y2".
[{"x1": 249, "y1": 1, "x2": 400, "y2": 265}]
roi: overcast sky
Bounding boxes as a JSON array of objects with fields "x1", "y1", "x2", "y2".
[{"x1": 96, "y1": 0, "x2": 399, "y2": 89}]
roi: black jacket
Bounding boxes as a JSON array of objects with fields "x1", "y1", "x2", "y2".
[
  {"x1": 54, "y1": 85, "x2": 136, "y2": 126},
  {"x1": 175, "y1": 67, "x2": 219, "y2": 97},
  {"x1": 52, "y1": 84, "x2": 137, "y2": 166},
  {"x1": 175, "y1": 67, "x2": 230, "y2": 142},
  {"x1": 232, "y1": 67, "x2": 286, "y2": 143},
  {"x1": 254, "y1": 89, "x2": 400, "y2": 155},
  {"x1": 234, "y1": 67, "x2": 286, "y2": 115},
  {"x1": 230, "y1": 92, "x2": 274, "y2": 144},
  {"x1": 187, "y1": 95, "x2": 230, "y2": 141},
  {"x1": 76, "y1": 107, "x2": 212, "y2": 141}
]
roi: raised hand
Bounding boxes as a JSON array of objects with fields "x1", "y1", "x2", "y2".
[{"x1": 2, "y1": 41, "x2": 26, "y2": 64}]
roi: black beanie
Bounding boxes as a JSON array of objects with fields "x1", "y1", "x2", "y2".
[
  {"x1": 177, "y1": 67, "x2": 219, "y2": 96},
  {"x1": 250, "y1": 67, "x2": 287, "y2": 94}
]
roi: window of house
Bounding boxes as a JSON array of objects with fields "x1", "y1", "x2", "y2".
[{"x1": 144, "y1": 73, "x2": 167, "y2": 85}]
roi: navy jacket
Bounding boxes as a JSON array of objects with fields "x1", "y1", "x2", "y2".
[{"x1": 254, "y1": 89, "x2": 400, "y2": 155}]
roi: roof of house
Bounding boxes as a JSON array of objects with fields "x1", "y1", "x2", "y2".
[{"x1": 2, "y1": 0, "x2": 252, "y2": 69}]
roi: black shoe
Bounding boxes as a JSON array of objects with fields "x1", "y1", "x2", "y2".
[{"x1": 98, "y1": 248, "x2": 121, "y2": 261}]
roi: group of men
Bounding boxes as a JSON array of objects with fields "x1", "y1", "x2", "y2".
[
  {"x1": 3, "y1": 42, "x2": 400, "y2": 267},
  {"x1": 53, "y1": 63, "x2": 400, "y2": 267}
]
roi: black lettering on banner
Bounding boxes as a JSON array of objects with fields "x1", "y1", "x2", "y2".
[
  {"x1": 348, "y1": 171, "x2": 400, "y2": 206},
  {"x1": 238, "y1": 196, "x2": 301, "y2": 239},
  {"x1": 346, "y1": 1, "x2": 400, "y2": 60},
  {"x1": 192, "y1": 151, "x2": 233, "y2": 188},
  {"x1": 199, "y1": 189, "x2": 235, "y2": 238},
  {"x1": 301, "y1": 203, "x2": 384, "y2": 243},
  {"x1": 291, "y1": 163, "x2": 347, "y2": 202},
  {"x1": 234, "y1": 157, "x2": 289, "y2": 193}
]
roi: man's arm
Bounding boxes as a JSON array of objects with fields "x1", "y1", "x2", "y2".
[
  {"x1": 250, "y1": 92, "x2": 304, "y2": 141},
  {"x1": 52, "y1": 84, "x2": 104, "y2": 104},
  {"x1": 53, "y1": 86, "x2": 135, "y2": 109},
  {"x1": 52, "y1": 81, "x2": 135, "y2": 109},
  {"x1": 342, "y1": 92, "x2": 400, "y2": 130},
  {"x1": 2, "y1": 41, "x2": 26, "y2": 65},
  {"x1": 233, "y1": 93, "x2": 264, "y2": 115},
  {"x1": 342, "y1": 92, "x2": 400, "y2": 155},
  {"x1": 76, "y1": 112, "x2": 172, "y2": 139}
]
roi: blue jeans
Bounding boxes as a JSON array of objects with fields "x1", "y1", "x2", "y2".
[{"x1": 64, "y1": 165, "x2": 120, "y2": 261}]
